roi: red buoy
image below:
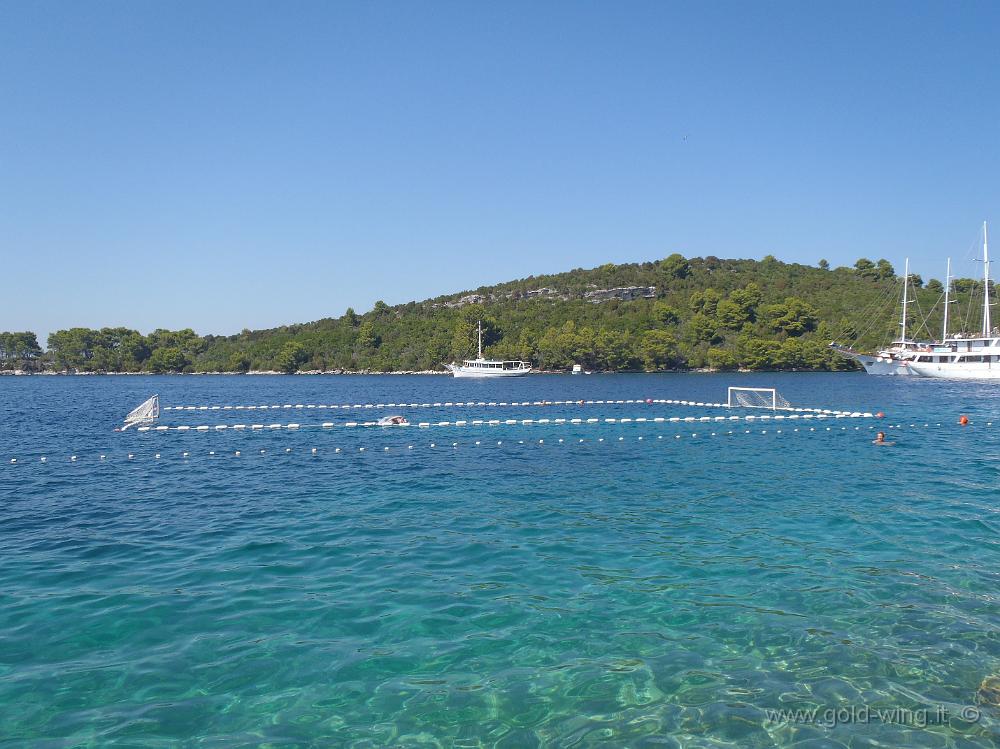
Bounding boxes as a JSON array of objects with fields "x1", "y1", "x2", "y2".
[
  {"x1": 959, "y1": 415, "x2": 969, "y2": 426},
  {"x1": 876, "y1": 412, "x2": 884, "y2": 419}
]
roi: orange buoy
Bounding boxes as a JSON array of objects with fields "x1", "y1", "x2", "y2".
[{"x1": 959, "y1": 415, "x2": 969, "y2": 426}]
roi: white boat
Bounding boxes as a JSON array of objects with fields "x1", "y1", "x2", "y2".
[
  {"x1": 831, "y1": 258, "x2": 921, "y2": 375},
  {"x1": 836, "y1": 222, "x2": 1000, "y2": 379},
  {"x1": 446, "y1": 321, "x2": 532, "y2": 378},
  {"x1": 906, "y1": 223, "x2": 1000, "y2": 379}
]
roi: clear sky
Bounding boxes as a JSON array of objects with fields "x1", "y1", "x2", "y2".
[{"x1": 3, "y1": 1, "x2": 1000, "y2": 344}]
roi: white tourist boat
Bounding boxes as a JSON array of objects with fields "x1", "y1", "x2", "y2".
[
  {"x1": 834, "y1": 222, "x2": 1000, "y2": 379},
  {"x1": 906, "y1": 223, "x2": 1000, "y2": 379},
  {"x1": 445, "y1": 321, "x2": 532, "y2": 378}
]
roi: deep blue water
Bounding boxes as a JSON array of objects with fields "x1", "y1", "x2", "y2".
[{"x1": 1, "y1": 373, "x2": 999, "y2": 747}]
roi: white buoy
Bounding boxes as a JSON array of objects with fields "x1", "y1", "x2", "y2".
[
  {"x1": 41, "y1": 456, "x2": 47, "y2": 462},
  {"x1": 182, "y1": 452, "x2": 189, "y2": 457},
  {"x1": 312, "y1": 448, "x2": 318, "y2": 454},
  {"x1": 71, "y1": 455, "x2": 77, "y2": 461},
  {"x1": 9, "y1": 458, "x2": 15, "y2": 464},
  {"x1": 235, "y1": 451, "x2": 241, "y2": 456}
]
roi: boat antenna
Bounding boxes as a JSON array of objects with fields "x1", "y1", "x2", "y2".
[
  {"x1": 477, "y1": 320, "x2": 483, "y2": 359},
  {"x1": 983, "y1": 221, "x2": 991, "y2": 337},
  {"x1": 900, "y1": 258, "x2": 909, "y2": 342},
  {"x1": 943, "y1": 257, "x2": 951, "y2": 340}
]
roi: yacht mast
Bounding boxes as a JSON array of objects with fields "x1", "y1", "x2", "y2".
[
  {"x1": 943, "y1": 258, "x2": 951, "y2": 340},
  {"x1": 900, "y1": 258, "x2": 909, "y2": 342},
  {"x1": 983, "y1": 222, "x2": 992, "y2": 337},
  {"x1": 477, "y1": 320, "x2": 483, "y2": 359}
]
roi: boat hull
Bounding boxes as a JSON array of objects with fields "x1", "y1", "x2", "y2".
[
  {"x1": 856, "y1": 354, "x2": 915, "y2": 376},
  {"x1": 831, "y1": 346, "x2": 914, "y2": 376},
  {"x1": 905, "y1": 362, "x2": 1000, "y2": 379}
]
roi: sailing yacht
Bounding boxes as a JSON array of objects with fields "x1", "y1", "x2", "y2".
[
  {"x1": 830, "y1": 258, "x2": 922, "y2": 375},
  {"x1": 906, "y1": 222, "x2": 1000, "y2": 379},
  {"x1": 445, "y1": 321, "x2": 532, "y2": 378}
]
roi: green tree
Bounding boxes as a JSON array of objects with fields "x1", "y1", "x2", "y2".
[
  {"x1": 854, "y1": 258, "x2": 877, "y2": 279},
  {"x1": 818, "y1": 259, "x2": 830, "y2": 270},
  {"x1": 640, "y1": 330, "x2": 679, "y2": 370},
  {"x1": 652, "y1": 301, "x2": 680, "y2": 326},
  {"x1": 690, "y1": 289, "x2": 722, "y2": 317},
  {"x1": 275, "y1": 341, "x2": 308, "y2": 373},
  {"x1": 148, "y1": 347, "x2": 188, "y2": 373},
  {"x1": 660, "y1": 253, "x2": 690, "y2": 279},
  {"x1": 716, "y1": 299, "x2": 749, "y2": 329},
  {"x1": 875, "y1": 259, "x2": 895, "y2": 280},
  {"x1": 926, "y1": 278, "x2": 943, "y2": 293},
  {"x1": 687, "y1": 313, "x2": 722, "y2": 344},
  {"x1": 706, "y1": 347, "x2": 738, "y2": 370},
  {"x1": 764, "y1": 297, "x2": 819, "y2": 336},
  {"x1": 228, "y1": 352, "x2": 251, "y2": 372},
  {"x1": 357, "y1": 321, "x2": 380, "y2": 349}
]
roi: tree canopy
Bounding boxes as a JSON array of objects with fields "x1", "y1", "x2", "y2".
[{"x1": 11, "y1": 252, "x2": 977, "y2": 374}]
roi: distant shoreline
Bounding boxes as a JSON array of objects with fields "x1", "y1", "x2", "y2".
[{"x1": 0, "y1": 368, "x2": 850, "y2": 376}]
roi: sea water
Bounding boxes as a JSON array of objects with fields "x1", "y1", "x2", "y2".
[{"x1": 1, "y1": 373, "x2": 998, "y2": 747}]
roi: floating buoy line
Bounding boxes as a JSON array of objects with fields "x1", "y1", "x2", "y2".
[
  {"x1": 160, "y1": 398, "x2": 857, "y2": 417},
  {"x1": 4, "y1": 421, "x2": 990, "y2": 469},
  {"x1": 133, "y1": 410, "x2": 874, "y2": 433}
]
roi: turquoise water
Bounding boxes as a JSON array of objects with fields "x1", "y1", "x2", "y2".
[{"x1": 1, "y1": 373, "x2": 999, "y2": 747}]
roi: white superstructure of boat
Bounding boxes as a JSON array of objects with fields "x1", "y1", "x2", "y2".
[{"x1": 446, "y1": 321, "x2": 532, "y2": 378}]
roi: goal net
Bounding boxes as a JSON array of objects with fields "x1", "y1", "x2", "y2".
[
  {"x1": 123, "y1": 395, "x2": 159, "y2": 430},
  {"x1": 727, "y1": 387, "x2": 791, "y2": 410}
]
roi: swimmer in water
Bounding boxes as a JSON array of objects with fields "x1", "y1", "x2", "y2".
[{"x1": 872, "y1": 431, "x2": 894, "y2": 445}]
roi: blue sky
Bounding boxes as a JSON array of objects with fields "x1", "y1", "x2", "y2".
[{"x1": 3, "y1": 1, "x2": 999, "y2": 343}]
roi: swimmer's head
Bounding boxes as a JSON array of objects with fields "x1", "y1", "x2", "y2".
[{"x1": 877, "y1": 432, "x2": 885, "y2": 440}]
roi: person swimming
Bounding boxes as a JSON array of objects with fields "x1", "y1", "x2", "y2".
[{"x1": 872, "y1": 431, "x2": 894, "y2": 445}]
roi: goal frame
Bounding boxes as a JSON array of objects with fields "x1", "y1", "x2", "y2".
[{"x1": 727, "y1": 386, "x2": 779, "y2": 410}]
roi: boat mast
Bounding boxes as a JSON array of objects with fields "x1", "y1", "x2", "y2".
[
  {"x1": 900, "y1": 258, "x2": 909, "y2": 342},
  {"x1": 983, "y1": 221, "x2": 992, "y2": 337},
  {"x1": 943, "y1": 257, "x2": 951, "y2": 340},
  {"x1": 477, "y1": 320, "x2": 483, "y2": 359}
]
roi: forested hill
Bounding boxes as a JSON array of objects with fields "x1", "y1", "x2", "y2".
[{"x1": 4, "y1": 253, "x2": 979, "y2": 373}]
